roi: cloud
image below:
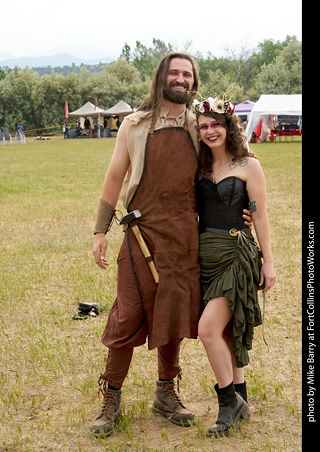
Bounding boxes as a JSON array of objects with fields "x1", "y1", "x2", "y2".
[{"x1": 1, "y1": 0, "x2": 302, "y2": 59}]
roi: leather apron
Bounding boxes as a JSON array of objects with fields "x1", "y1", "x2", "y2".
[{"x1": 101, "y1": 116, "x2": 201, "y2": 350}]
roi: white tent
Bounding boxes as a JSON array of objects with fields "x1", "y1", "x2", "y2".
[
  {"x1": 103, "y1": 100, "x2": 134, "y2": 116},
  {"x1": 69, "y1": 101, "x2": 106, "y2": 117},
  {"x1": 245, "y1": 94, "x2": 302, "y2": 142}
]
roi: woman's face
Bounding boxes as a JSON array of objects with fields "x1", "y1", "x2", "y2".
[{"x1": 198, "y1": 114, "x2": 227, "y2": 150}]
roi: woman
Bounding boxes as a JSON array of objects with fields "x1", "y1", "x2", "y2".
[{"x1": 193, "y1": 88, "x2": 276, "y2": 438}]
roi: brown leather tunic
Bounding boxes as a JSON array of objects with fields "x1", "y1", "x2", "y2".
[{"x1": 102, "y1": 120, "x2": 201, "y2": 350}]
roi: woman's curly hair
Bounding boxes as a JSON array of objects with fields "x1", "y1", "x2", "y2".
[{"x1": 197, "y1": 112, "x2": 257, "y2": 179}]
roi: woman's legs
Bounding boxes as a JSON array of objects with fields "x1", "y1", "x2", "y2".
[
  {"x1": 198, "y1": 297, "x2": 234, "y2": 388},
  {"x1": 198, "y1": 297, "x2": 250, "y2": 437},
  {"x1": 223, "y1": 321, "x2": 244, "y2": 385}
]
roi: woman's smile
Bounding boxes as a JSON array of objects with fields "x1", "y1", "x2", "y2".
[{"x1": 198, "y1": 116, "x2": 227, "y2": 149}]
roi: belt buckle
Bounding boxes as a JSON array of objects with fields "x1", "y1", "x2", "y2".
[{"x1": 229, "y1": 228, "x2": 238, "y2": 237}]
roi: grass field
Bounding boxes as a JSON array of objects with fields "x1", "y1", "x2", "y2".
[{"x1": 0, "y1": 136, "x2": 302, "y2": 451}]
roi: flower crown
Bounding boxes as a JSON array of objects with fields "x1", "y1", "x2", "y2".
[{"x1": 191, "y1": 83, "x2": 236, "y2": 115}]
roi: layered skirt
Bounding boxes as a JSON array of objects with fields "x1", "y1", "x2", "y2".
[{"x1": 199, "y1": 229, "x2": 263, "y2": 367}]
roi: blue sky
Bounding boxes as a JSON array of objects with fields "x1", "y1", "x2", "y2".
[{"x1": 1, "y1": 0, "x2": 302, "y2": 60}]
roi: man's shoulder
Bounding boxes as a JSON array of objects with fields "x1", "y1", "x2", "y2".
[
  {"x1": 125, "y1": 110, "x2": 150, "y2": 126},
  {"x1": 186, "y1": 107, "x2": 196, "y2": 124}
]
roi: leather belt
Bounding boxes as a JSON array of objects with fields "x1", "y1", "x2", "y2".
[{"x1": 201, "y1": 227, "x2": 239, "y2": 237}]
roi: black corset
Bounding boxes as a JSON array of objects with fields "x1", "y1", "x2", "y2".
[{"x1": 196, "y1": 176, "x2": 249, "y2": 232}]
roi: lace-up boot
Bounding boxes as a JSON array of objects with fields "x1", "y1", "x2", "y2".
[
  {"x1": 152, "y1": 379, "x2": 194, "y2": 426},
  {"x1": 90, "y1": 389, "x2": 122, "y2": 436}
]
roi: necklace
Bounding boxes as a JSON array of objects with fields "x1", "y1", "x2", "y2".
[{"x1": 211, "y1": 160, "x2": 231, "y2": 182}]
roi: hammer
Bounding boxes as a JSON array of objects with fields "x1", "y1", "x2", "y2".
[{"x1": 120, "y1": 210, "x2": 159, "y2": 284}]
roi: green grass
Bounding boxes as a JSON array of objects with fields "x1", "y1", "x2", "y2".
[{"x1": 0, "y1": 136, "x2": 302, "y2": 451}]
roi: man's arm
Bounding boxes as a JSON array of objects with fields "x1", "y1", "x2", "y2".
[{"x1": 93, "y1": 119, "x2": 131, "y2": 269}]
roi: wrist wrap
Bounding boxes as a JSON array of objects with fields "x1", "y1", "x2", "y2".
[{"x1": 93, "y1": 198, "x2": 115, "y2": 235}]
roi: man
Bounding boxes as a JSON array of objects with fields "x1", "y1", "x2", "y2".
[
  {"x1": 91, "y1": 53, "x2": 250, "y2": 436},
  {"x1": 91, "y1": 53, "x2": 200, "y2": 436}
]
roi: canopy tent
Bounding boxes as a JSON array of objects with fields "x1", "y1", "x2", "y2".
[
  {"x1": 245, "y1": 94, "x2": 302, "y2": 142},
  {"x1": 103, "y1": 100, "x2": 134, "y2": 116},
  {"x1": 235, "y1": 100, "x2": 255, "y2": 115},
  {"x1": 68, "y1": 101, "x2": 106, "y2": 117}
]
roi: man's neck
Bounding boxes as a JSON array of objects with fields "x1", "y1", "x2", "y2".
[{"x1": 161, "y1": 99, "x2": 186, "y2": 118}]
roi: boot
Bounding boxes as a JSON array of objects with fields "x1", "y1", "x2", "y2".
[
  {"x1": 152, "y1": 379, "x2": 195, "y2": 427},
  {"x1": 234, "y1": 381, "x2": 248, "y2": 404},
  {"x1": 207, "y1": 382, "x2": 250, "y2": 438},
  {"x1": 90, "y1": 388, "x2": 122, "y2": 437}
]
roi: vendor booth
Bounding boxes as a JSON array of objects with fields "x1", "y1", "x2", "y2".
[
  {"x1": 67, "y1": 100, "x2": 134, "y2": 138},
  {"x1": 103, "y1": 100, "x2": 135, "y2": 136},
  {"x1": 68, "y1": 101, "x2": 107, "y2": 137},
  {"x1": 245, "y1": 94, "x2": 302, "y2": 143},
  {"x1": 68, "y1": 101, "x2": 106, "y2": 118},
  {"x1": 235, "y1": 100, "x2": 255, "y2": 121}
]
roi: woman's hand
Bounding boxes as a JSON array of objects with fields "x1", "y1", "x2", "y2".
[
  {"x1": 259, "y1": 262, "x2": 276, "y2": 292},
  {"x1": 93, "y1": 233, "x2": 108, "y2": 269}
]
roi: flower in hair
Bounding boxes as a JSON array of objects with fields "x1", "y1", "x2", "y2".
[
  {"x1": 191, "y1": 83, "x2": 236, "y2": 115},
  {"x1": 192, "y1": 97, "x2": 235, "y2": 115}
]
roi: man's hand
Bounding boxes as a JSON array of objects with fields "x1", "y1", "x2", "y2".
[
  {"x1": 242, "y1": 208, "x2": 252, "y2": 228},
  {"x1": 93, "y1": 233, "x2": 108, "y2": 269}
]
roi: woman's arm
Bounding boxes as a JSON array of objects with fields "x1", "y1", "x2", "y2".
[{"x1": 246, "y1": 158, "x2": 276, "y2": 292}]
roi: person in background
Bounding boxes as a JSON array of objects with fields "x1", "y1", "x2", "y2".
[
  {"x1": 63, "y1": 120, "x2": 69, "y2": 139},
  {"x1": 84, "y1": 117, "x2": 90, "y2": 129},
  {"x1": 76, "y1": 117, "x2": 81, "y2": 137}
]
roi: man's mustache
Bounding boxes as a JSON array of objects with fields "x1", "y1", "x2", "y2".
[{"x1": 169, "y1": 82, "x2": 188, "y2": 88}]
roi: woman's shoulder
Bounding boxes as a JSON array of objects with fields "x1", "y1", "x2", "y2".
[
  {"x1": 237, "y1": 155, "x2": 261, "y2": 170},
  {"x1": 232, "y1": 156, "x2": 263, "y2": 182},
  {"x1": 243, "y1": 156, "x2": 265, "y2": 182}
]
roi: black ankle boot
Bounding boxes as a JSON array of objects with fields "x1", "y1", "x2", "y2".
[
  {"x1": 234, "y1": 381, "x2": 248, "y2": 404},
  {"x1": 207, "y1": 382, "x2": 250, "y2": 438}
]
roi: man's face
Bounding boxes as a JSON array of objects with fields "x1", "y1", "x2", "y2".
[{"x1": 163, "y1": 58, "x2": 194, "y2": 105}]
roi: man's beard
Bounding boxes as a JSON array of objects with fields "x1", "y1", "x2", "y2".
[{"x1": 163, "y1": 83, "x2": 192, "y2": 105}]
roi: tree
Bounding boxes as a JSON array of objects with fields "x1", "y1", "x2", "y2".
[
  {"x1": 0, "y1": 68, "x2": 42, "y2": 130},
  {"x1": 122, "y1": 38, "x2": 175, "y2": 80},
  {"x1": 0, "y1": 35, "x2": 302, "y2": 132},
  {"x1": 250, "y1": 36, "x2": 302, "y2": 97},
  {"x1": 224, "y1": 41, "x2": 255, "y2": 85},
  {"x1": 199, "y1": 69, "x2": 244, "y2": 105},
  {"x1": 120, "y1": 43, "x2": 131, "y2": 62},
  {"x1": 87, "y1": 59, "x2": 149, "y2": 109}
]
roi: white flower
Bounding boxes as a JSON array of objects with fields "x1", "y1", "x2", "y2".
[
  {"x1": 213, "y1": 99, "x2": 225, "y2": 113},
  {"x1": 199, "y1": 102, "x2": 205, "y2": 113},
  {"x1": 207, "y1": 97, "x2": 215, "y2": 110}
]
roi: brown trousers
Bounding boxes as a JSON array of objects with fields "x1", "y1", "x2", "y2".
[
  {"x1": 105, "y1": 342, "x2": 181, "y2": 389},
  {"x1": 100, "y1": 233, "x2": 182, "y2": 389}
]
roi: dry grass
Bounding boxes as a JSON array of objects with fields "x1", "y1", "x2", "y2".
[{"x1": 0, "y1": 136, "x2": 301, "y2": 451}]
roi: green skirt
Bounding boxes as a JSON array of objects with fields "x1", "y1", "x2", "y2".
[{"x1": 199, "y1": 229, "x2": 263, "y2": 368}]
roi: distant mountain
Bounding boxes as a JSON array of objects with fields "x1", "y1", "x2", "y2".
[
  {"x1": 0, "y1": 53, "x2": 114, "y2": 69},
  {"x1": 0, "y1": 52, "x2": 16, "y2": 61}
]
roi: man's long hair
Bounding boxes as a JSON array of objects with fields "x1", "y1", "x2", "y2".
[{"x1": 137, "y1": 52, "x2": 199, "y2": 125}]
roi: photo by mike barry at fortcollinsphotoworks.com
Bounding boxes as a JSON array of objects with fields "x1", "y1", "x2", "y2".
[{"x1": 303, "y1": 221, "x2": 317, "y2": 429}]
